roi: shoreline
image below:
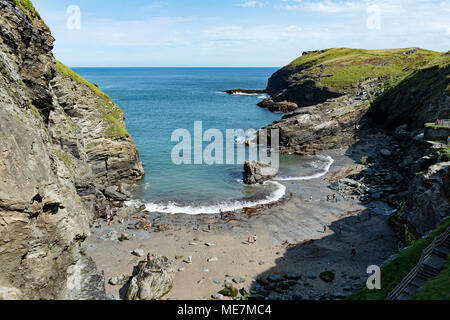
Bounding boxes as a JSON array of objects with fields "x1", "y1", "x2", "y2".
[{"x1": 87, "y1": 147, "x2": 398, "y2": 300}]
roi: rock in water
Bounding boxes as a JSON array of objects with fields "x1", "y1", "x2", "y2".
[
  {"x1": 243, "y1": 161, "x2": 278, "y2": 184},
  {"x1": 125, "y1": 257, "x2": 175, "y2": 300}
]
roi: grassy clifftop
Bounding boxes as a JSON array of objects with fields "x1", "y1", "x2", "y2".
[
  {"x1": 56, "y1": 61, "x2": 130, "y2": 139},
  {"x1": 285, "y1": 48, "x2": 447, "y2": 91},
  {"x1": 13, "y1": 0, "x2": 45, "y2": 26}
]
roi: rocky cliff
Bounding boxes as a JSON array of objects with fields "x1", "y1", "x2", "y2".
[
  {"x1": 0, "y1": 0, "x2": 144, "y2": 300},
  {"x1": 258, "y1": 47, "x2": 450, "y2": 242}
]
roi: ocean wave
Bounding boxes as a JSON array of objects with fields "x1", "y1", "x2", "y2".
[
  {"x1": 275, "y1": 155, "x2": 335, "y2": 181},
  {"x1": 125, "y1": 181, "x2": 286, "y2": 215},
  {"x1": 235, "y1": 129, "x2": 257, "y2": 145}
]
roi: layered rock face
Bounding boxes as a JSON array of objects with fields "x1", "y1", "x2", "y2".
[
  {"x1": 257, "y1": 48, "x2": 450, "y2": 240},
  {"x1": 0, "y1": 0, "x2": 143, "y2": 300}
]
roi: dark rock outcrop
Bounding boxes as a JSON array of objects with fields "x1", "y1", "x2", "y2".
[{"x1": 223, "y1": 88, "x2": 266, "y2": 95}]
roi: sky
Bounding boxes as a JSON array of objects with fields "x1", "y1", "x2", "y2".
[{"x1": 32, "y1": 0, "x2": 450, "y2": 67}]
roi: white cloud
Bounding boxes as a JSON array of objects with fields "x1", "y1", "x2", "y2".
[
  {"x1": 303, "y1": 1, "x2": 365, "y2": 13},
  {"x1": 236, "y1": 1, "x2": 265, "y2": 8}
]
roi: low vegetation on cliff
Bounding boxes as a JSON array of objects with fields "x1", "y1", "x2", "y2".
[
  {"x1": 286, "y1": 48, "x2": 446, "y2": 91},
  {"x1": 56, "y1": 61, "x2": 130, "y2": 139}
]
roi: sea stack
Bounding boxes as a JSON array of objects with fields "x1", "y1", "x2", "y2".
[{"x1": 243, "y1": 161, "x2": 278, "y2": 185}]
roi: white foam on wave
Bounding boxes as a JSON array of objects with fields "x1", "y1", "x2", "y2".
[
  {"x1": 126, "y1": 181, "x2": 286, "y2": 215},
  {"x1": 275, "y1": 155, "x2": 335, "y2": 181},
  {"x1": 235, "y1": 129, "x2": 257, "y2": 145}
]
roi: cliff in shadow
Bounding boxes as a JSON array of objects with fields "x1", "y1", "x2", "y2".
[{"x1": 0, "y1": 0, "x2": 143, "y2": 299}]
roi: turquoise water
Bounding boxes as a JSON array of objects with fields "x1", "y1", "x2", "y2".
[{"x1": 74, "y1": 68, "x2": 333, "y2": 214}]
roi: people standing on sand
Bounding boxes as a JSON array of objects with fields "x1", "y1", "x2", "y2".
[
  {"x1": 310, "y1": 195, "x2": 313, "y2": 202},
  {"x1": 327, "y1": 195, "x2": 330, "y2": 201},
  {"x1": 188, "y1": 256, "x2": 192, "y2": 264},
  {"x1": 220, "y1": 210, "x2": 223, "y2": 220},
  {"x1": 208, "y1": 223, "x2": 211, "y2": 231},
  {"x1": 147, "y1": 253, "x2": 151, "y2": 263},
  {"x1": 323, "y1": 225, "x2": 327, "y2": 233},
  {"x1": 253, "y1": 235, "x2": 257, "y2": 243},
  {"x1": 248, "y1": 237, "x2": 252, "y2": 245}
]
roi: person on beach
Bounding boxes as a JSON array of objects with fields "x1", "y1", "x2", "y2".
[
  {"x1": 332, "y1": 194, "x2": 336, "y2": 201},
  {"x1": 188, "y1": 256, "x2": 192, "y2": 264},
  {"x1": 253, "y1": 235, "x2": 257, "y2": 243},
  {"x1": 147, "y1": 253, "x2": 151, "y2": 263},
  {"x1": 233, "y1": 209, "x2": 237, "y2": 216},
  {"x1": 310, "y1": 195, "x2": 313, "y2": 202},
  {"x1": 208, "y1": 223, "x2": 211, "y2": 231},
  {"x1": 327, "y1": 195, "x2": 330, "y2": 202},
  {"x1": 248, "y1": 237, "x2": 252, "y2": 245},
  {"x1": 220, "y1": 210, "x2": 223, "y2": 220},
  {"x1": 323, "y1": 225, "x2": 327, "y2": 233}
]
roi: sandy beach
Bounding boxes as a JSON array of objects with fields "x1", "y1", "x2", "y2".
[{"x1": 87, "y1": 148, "x2": 398, "y2": 300}]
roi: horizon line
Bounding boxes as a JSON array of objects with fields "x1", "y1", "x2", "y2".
[{"x1": 70, "y1": 66, "x2": 282, "y2": 69}]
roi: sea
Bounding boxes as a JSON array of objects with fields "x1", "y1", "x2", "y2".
[{"x1": 74, "y1": 68, "x2": 334, "y2": 214}]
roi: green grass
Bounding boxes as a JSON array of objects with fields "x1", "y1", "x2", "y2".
[
  {"x1": 412, "y1": 255, "x2": 450, "y2": 300},
  {"x1": 103, "y1": 113, "x2": 130, "y2": 139},
  {"x1": 286, "y1": 48, "x2": 446, "y2": 91},
  {"x1": 425, "y1": 122, "x2": 450, "y2": 130},
  {"x1": 13, "y1": 0, "x2": 41, "y2": 24},
  {"x1": 56, "y1": 61, "x2": 130, "y2": 139},
  {"x1": 56, "y1": 61, "x2": 108, "y2": 99},
  {"x1": 350, "y1": 218, "x2": 450, "y2": 300},
  {"x1": 54, "y1": 150, "x2": 72, "y2": 171}
]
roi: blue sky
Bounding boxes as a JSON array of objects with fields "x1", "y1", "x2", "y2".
[{"x1": 33, "y1": 0, "x2": 450, "y2": 67}]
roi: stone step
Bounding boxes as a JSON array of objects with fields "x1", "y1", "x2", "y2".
[
  {"x1": 396, "y1": 292, "x2": 411, "y2": 300},
  {"x1": 417, "y1": 269, "x2": 437, "y2": 280},
  {"x1": 423, "y1": 255, "x2": 444, "y2": 272},
  {"x1": 410, "y1": 278, "x2": 427, "y2": 288},
  {"x1": 434, "y1": 247, "x2": 448, "y2": 259}
]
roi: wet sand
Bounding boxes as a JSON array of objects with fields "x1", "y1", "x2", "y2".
[{"x1": 87, "y1": 148, "x2": 398, "y2": 300}]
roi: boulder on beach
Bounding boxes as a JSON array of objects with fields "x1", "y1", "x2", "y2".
[
  {"x1": 243, "y1": 161, "x2": 278, "y2": 185},
  {"x1": 125, "y1": 257, "x2": 175, "y2": 300},
  {"x1": 132, "y1": 249, "x2": 145, "y2": 257},
  {"x1": 108, "y1": 275, "x2": 131, "y2": 286},
  {"x1": 320, "y1": 271, "x2": 335, "y2": 283}
]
